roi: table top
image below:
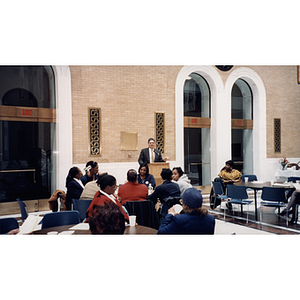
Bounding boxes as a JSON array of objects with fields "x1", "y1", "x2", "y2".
[
  {"x1": 32, "y1": 224, "x2": 158, "y2": 235},
  {"x1": 234, "y1": 181, "x2": 291, "y2": 190}
]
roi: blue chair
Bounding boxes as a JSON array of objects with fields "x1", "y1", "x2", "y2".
[
  {"x1": 41, "y1": 211, "x2": 80, "y2": 229},
  {"x1": 72, "y1": 199, "x2": 92, "y2": 222},
  {"x1": 241, "y1": 174, "x2": 257, "y2": 182},
  {"x1": 17, "y1": 198, "x2": 28, "y2": 222},
  {"x1": 260, "y1": 187, "x2": 287, "y2": 226},
  {"x1": 288, "y1": 177, "x2": 300, "y2": 183},
  {"x1": 0, "y1": 217, "x2": 19, "y2": 234},
  {"x1": 211, "y1": 181, "x2": 229, "y2": 218},
  {"x1": 226, "y1": 184, "x2": 253, "y2": 223}
]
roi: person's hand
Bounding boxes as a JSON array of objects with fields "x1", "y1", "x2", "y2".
[
  {"x1": 163, "y1": 157, "x2": 169, "y2": 162},
  {"x1": 7, "y1": 228, "x2": 20, "y2": 235},
  {"x1": 168, "y1": 206, "x2": 176, "y2": 215}
]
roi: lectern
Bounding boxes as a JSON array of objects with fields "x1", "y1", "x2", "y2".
[{"x1": 148, "y1": 162, "x2": 170, "y2": 186}]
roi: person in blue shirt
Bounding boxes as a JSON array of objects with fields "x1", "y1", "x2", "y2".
[
  {"x1": 157, "y1": 187, "x2": 215, "y2": 234},
  {"x1": 80, "y1": 161, "x2": 99, "y2": 186},
  {"x1": 137, "y1": 164, "x2": 156, "y2": 189}
]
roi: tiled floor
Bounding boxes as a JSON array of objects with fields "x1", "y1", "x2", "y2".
[{"x1": 203, "y1": 198, "x2": 300, "y2": 235}]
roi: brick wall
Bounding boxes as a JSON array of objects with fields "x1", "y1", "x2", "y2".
[
  {"x1": 70, "y1": 65, "x2": 183, "y2": 164},
  {"x1": 70, "y1": 65, "x2": 300, "y2": 165}
]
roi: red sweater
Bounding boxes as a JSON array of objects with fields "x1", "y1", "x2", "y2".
[
  {"x1": 118, "y1": 181, "x2": 148, "y2": 205},
  {"x1": 85, "y1": 191, "x2": 129, "y2": 222}
]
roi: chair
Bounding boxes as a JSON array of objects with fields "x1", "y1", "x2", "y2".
[
  {"x1": 17, "y1": 198, "x2": 28, "y2": 222},
  {"x1": 0, "y1": 217, "x2": 19, "y2": 234},
  {"x1": 260, "y1": 187, "x2": 287, "y2": 226},
  {"x1": 226, "y1": 184, "x2": 253, "y2": 223},
  {"x1": 160, "y1": 196, "x2": 182, "y2": 217},
  {"x1": 211, "y1": 181, "x2": 229, "y2": 210},
  {"x1": 241, "y1": 174, "x2": 257, "y2": 182},
  {"x1": 72, "y1": 199, "x2": 92, "y2": 222},
  {"x1": 124, "y1": 200, "x2": 159, "y2": 229},
  {"x1": 41, "y1": 211, "x2": 80, "y2": 229},
  {"x1": 288, "y1": 177, "x2": 300, "y2": 183}
]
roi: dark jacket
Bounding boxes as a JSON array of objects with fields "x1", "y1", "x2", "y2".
[
  {"x1": 66, "y1": 179, "x2": 84, "y2": 210},
  {"x1": 157, "y1": 212, "x2": 215, "y2": 234},
  {"x1": 138, "y1": 148, "x2": 164, "y2": 165},
  {"x1": 147, "y1": 180, "x2": 180, "y2": 205},
  {"x1": 80, "y1": 174, "x2": 99, "y2": 186}
]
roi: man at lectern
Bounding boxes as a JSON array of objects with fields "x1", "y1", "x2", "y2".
[{"x1": 138, "y1": 138, "x2": 168, "y2": 166}]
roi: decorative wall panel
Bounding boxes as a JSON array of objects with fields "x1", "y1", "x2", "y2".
[
  {"x1": 89, "y1": 108, "x2": 101, "y2": 156},
  {"x1": 155, "y1": 112, "x2": 165, "y2": 154}
]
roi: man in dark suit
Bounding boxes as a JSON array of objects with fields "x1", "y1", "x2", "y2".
[
  {"x1": 138, "y1": 138, "x2": 167, "y2": 166},
  {"x1": 147, "y1": 168, "x2": 180, "y2": 218}
]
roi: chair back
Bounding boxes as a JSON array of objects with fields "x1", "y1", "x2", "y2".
[
  {"x1": 0, "y1": 217, "x2": 19, "y2": 234},
  {"x1": 41, "y1": 211, "x2": 80, "y2": 229},
  {"x1": 124, "y1": 200, "x2": 159, "y2": 229},
  {"x1": 261, "y1": 187, "x2": 286, "y2": 202},
  {"x1": 241, "y1": 174, "x2": 257, "y2": 182},
  {"x1": 226, "y1": 185, "x2": 248, "y2": 200},
  {"x1": 17, "y1": 198, "x2": 28, "y2": 222},
  {"x1": 72, "y1": 199, "x2": 93, "y2": 222},
  {"x1": 212, "y1": 181, "x2": 224, "y2": 196},
  {"x1": 288, "y1": 177, "x2": 300, "y2": 183}
]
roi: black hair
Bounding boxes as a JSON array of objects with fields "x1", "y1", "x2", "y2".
[
  {"x1": 225, "y1": 160, "x2": 234, "y2": 167},
  {"x1": 65, "y1": 166, "x2": 80, "y2": 187},
  {"x1": 89, "y1": 202, "x2": 125, "y2": 234},
  {"x1": 127, "y1": 169, "x2": 137, "y2": 183},
  {"x1": 172, "y1": 167, "x2": 184, "y2": 177},
  {"x1": 138, "y1": 164, "x2": 149, "y2": 176},
  {"x1": 86, "y1": 161, "x2": 98, "y2": 168},
  {"x1": 96, "y1": 173, "x2": 116, "y2": 190},
  {"x1": 161, "y1": 168, "x2": 172, "y2": 181}
]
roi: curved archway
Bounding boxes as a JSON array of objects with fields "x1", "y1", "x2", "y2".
[
  {"x1": 175, "y1": 66, "x2": 227, "y2": 182},
  {"x1": 225, "y1": 67, "x2": 267, "y2": 180}
]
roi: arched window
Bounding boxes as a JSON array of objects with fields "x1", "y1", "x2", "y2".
[
  {"x1": 184, "y1": 73, "x2": 211, "y2": 186},
  {"x1": 0, "y1": 66, "x2": 56, "y2": 202},
  {"x1": 231, "y1": 78, "x2": 253, "y2": 173}
]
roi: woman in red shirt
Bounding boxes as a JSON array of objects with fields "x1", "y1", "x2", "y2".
[{"x1": 85, "y1": 174, "x2": 129, "y2": 223}]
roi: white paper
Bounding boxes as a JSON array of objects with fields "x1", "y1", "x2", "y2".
[
  {"x1": 18, "y1": 215, "x2": 43, "y2": 235},
  {"x1": 69, "y1": 223, "x2": 90, "y2": 230}
]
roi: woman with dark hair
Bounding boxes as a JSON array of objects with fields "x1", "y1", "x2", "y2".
[
  {"x1": 80, "y1": 161, "x2": 99, "y2": 186},
  {"x1": 157, "y1": 187, "x2": 215, "y2": 234},
  {"x1": 137, "y1": 164, "x2": 156, "y2": 188},
  {"x1": 172, "y1": 167, "x2": 192, "y2": 196},
  {"x1": 65, "y1": 166, "x2": 84, "y2": 210},
  {"x1": 85, "y1": 173, "x2": 129, "y2": 223},
  {"x1": 88, "y1": 202, "x2": 125, "y2": 234}
]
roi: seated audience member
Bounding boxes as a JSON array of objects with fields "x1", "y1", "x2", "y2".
[
  {"x1": 80, "y1": 161, "x2": 99, "y2": 186},
  {"x1": 218, "y1": 160, "x2": 242, "y2": 185},
  {"x1": 147, "y1": 168, "x2": 180, "y2": 217},
  {"x1": 218, "y1": 160, "x2": 241, "y2": 210},
  {"x1": 65, "y1": 166, "x2": 84, "y2": 210},
  {"x1": 80, "y1": 172, "x2": 108, "y2": 200},
  {"x1": 172, "y1": 167, "x2": 192, "y2": 196},
  {"x1": 137, "y1": 164, "x2": 156, "y2": 189},
  {"x1": 157, "y1": 187, "x2": 215, "y2": 234},
  {"x1": 88, "y1": 202, "x2": 125, "y2": 234},
  {"x1": 278, "y1": 188, "x2": 300, "y2": 223},
  {"x1": 85, "y1": 173, "x2": 129, "y2": 223},
  {"x1": 118, "y1": 169, "x2": 148, "y2": 205}
]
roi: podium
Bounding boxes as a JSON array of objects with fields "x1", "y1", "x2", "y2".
[{"x1": 148, "y1": 162, "x2": 170, "y2": 186}]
